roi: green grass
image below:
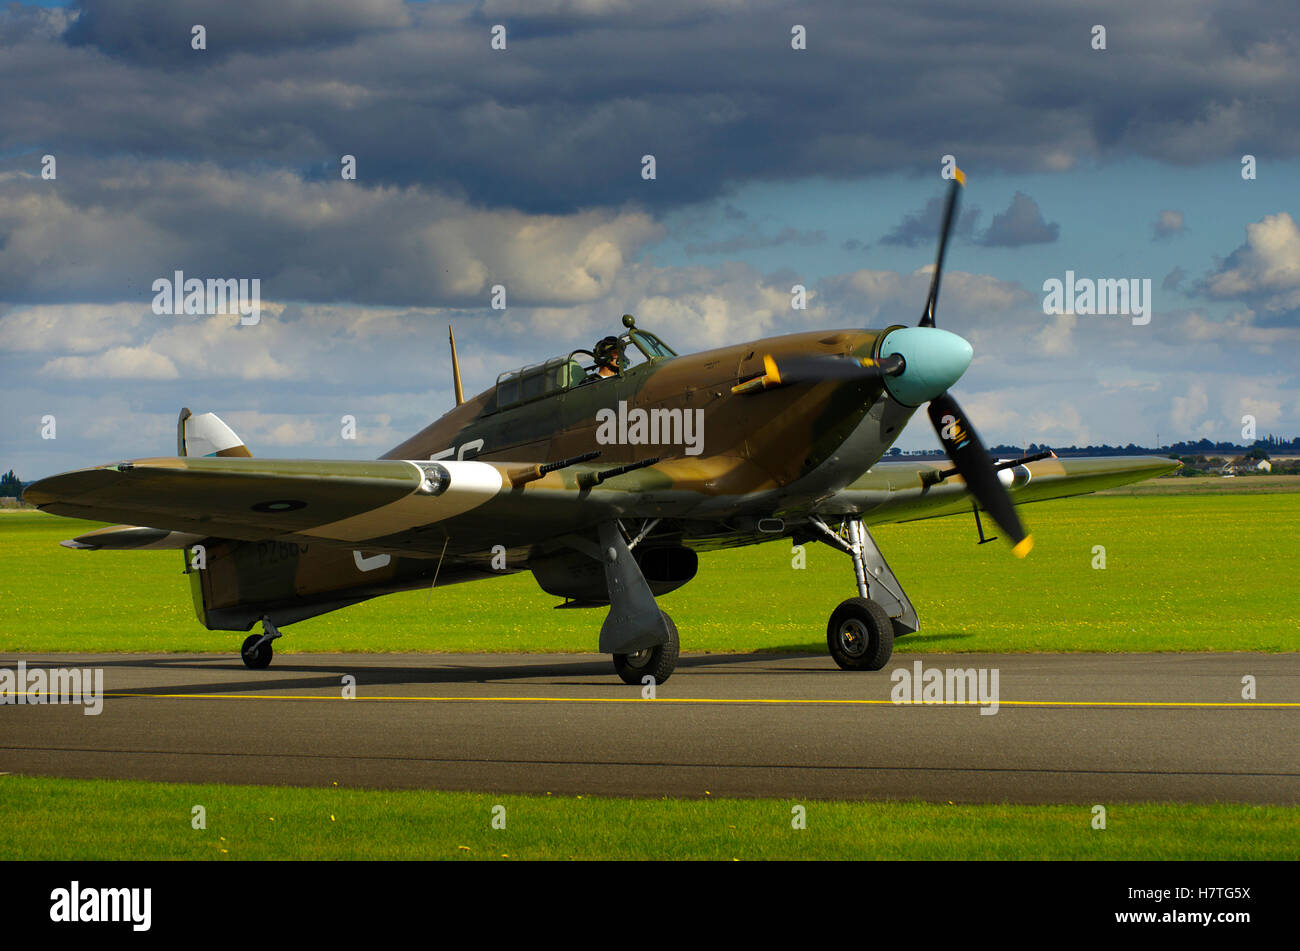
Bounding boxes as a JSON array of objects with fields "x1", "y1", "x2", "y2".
[
  {"x1": 1098, "y1": 474, "x2": 1300, "y2": 495},
  {"x1": 2, "y1": 493, "x2": 1297, "y2": 654},
  {"x1": 1, "y1": 775, "x2": 1293, "y2": 860}
]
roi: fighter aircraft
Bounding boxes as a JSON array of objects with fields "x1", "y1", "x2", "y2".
[{"x1": 26, "y1": 173, "x2": 1178, "y2": 684}]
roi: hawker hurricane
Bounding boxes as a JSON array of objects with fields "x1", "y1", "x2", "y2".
[{"x1": 27, "y1": 174, "x2": 1177, "y2": 683}]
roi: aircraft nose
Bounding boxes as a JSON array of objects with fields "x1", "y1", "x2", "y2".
[{"x1": 877, "y1": 326, "x2": 973, "y2": 406}]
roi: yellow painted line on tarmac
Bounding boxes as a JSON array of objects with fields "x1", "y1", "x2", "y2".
[{"x1": 38, "y1": 692, "x2": 1298, "y2": 709}]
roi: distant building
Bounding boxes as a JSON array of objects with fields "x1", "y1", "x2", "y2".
[{"x1": 1221, "y1": 456, "x2": 1271, "y2": 475}]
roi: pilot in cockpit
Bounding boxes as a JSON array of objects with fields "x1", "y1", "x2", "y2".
[{"x1": 593, "y1": 336, "x2": 623, "y2": 378}]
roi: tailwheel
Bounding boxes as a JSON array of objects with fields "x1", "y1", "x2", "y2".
[
  {"x1": 826, "y1": 597, "x2": 894, "y2": 671},
  {"x1": 613, "y1": 611, "x2": 679, "y2": 685}
]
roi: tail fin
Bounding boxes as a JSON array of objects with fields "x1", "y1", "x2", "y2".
[
  {"x1": 177, "y1": 407, "x2": 251, "y2": 457},
  {"x1": 449, "y1": 325, "x2": 465, "y2": 407}
]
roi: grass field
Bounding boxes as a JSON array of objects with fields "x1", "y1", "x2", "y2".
[
  {"x1": 4, "y1": 493, "x2": 1295, "y2": 863},
  {"x1": 1097, "y1": 474, "x2": 1300, "y2": 495},
  {"x1": 1, "y1": 774, "x2": 1294, "y2": 860},
  {"x1": 2, "y1": 492, "x2": 1297, "y2": 654}
]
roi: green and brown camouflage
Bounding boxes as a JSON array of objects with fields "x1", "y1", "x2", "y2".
[{"x1": 386, "y1": 324, "x2": 904, "y2": 497}]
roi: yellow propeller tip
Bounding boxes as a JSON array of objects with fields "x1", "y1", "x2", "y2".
[
  {"x1": 954, "y1": 167, "x2": 967, "y2": 186},
  {"x1": 1013, "y1": 534, "x2": 1034, "y2": 558}
]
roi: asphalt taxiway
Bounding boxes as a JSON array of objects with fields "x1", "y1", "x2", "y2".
[{"x1": 1, "y1": 652, "x2": 1296, "y2": 803}]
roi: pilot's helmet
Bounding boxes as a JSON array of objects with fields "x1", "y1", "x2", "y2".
[{"x1": 594, "y1": 335, "x2": 622, "y2": 368}]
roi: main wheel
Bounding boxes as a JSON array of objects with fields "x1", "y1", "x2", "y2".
[
  {"x1": 613, "y1": 612, "x2": 679, "y2": 685},
  {"x1": 241, "y1": 633, "x2": 273, "y2": 670},
  {"x1": 826, "y1": 597, "x2": 894, "y2": 670}
]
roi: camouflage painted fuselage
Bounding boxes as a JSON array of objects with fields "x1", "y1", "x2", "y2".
[
  {"x1": 207, "y1": 326, "x2": 921, "y2": 628},
  {"x1": 388, "y1": 327, "x2": 913, "y2": 518}
]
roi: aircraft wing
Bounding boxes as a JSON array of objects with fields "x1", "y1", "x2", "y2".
[
  {"x1": 26, "y1": 453, "x2": 1180, "y2": 555},
  {"x1": 23, "y1": 454, "x2": 709, "y2": 555},
  {"x1": 822, "y1": 454, "x2": 1181, "y2": 525}
]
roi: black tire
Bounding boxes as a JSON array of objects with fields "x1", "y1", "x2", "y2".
[
  {"x1": 613, "y1": 612, "x2": 679, "y2": 685},
  {"x1": 826, "y1": 597, "x2": 894, "y2": 670},
  {"x1": 241, "y1": 633, "x2": 273, "y2": 670}
]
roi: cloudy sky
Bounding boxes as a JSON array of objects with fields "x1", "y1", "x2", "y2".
[{"x1": 3, "y1": 0, "x2": 1298, "y2": 478}]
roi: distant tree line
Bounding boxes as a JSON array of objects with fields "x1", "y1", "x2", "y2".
[
  {"x1": 0, "y1": 469, "x2": 22, "y2": 498},
  {"x1": 984, "y1": 435, "x2": 1300, "y2": 458}
]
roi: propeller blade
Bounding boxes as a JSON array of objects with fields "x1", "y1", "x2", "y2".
[
  {"x1": 920, "y1": 168, "x2": 966, "y2": 328},
  {"x1": 927, "y1": 390, "x2": 1033, "y2": 557}
]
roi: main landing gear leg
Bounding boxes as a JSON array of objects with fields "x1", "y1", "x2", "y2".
[
  {"x1": 561, "y1": 521, "x2": 678, "y2": 685},
  {"x1": 240, "y1": 616, "x2": 281, "y2": 670},
  {"x1": 809, "y1": 516, "x2": 919, "y2": 671},
  {"x1": 597, "y1": 520, "x2": 678, "y2": 685}
]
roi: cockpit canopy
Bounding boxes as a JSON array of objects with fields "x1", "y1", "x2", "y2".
[{"x1": 491, "y1": 321, "x2": 677, "y2": 412}]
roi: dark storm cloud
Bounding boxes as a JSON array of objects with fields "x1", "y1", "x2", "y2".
[
  {"x1": 64, "y1": 0, "x2": 410, "y2": 64},
  {"x1": 0, "y1": 3, "x2": 74, "y2": 43},
  {"x1": 976, "y1": 192, "x2": 1059, "y2": 247},
  {"x1": 3, "y1": 0, "x2": 1299, "y2": 213}
]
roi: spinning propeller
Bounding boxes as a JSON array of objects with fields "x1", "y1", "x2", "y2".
[
  {"x1": 917, "y1": 169, "x2": 1032, "y2": 557},
  {"x1": 742, "y1": 168, "x2": 1031, "y2": 557}
]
